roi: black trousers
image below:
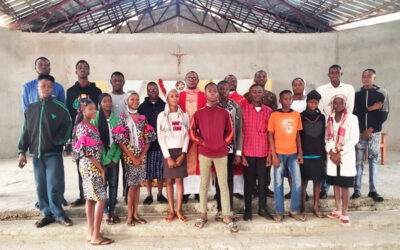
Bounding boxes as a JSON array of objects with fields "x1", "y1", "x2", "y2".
[
  {"x1": 215, "y1": 153, "x2": 235, "y2": 211},
  {"x1": 244, "y1": 156, "x2": 268, "y2": 212},
  {"x1": 76, "y1": 160, "x2": 84, "y2": 199},
  {"x1": 121, "y1": 157, "x2": 128, "y2": 197}
]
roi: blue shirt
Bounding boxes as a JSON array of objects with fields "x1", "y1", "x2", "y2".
[{"x1": 21, "y1": 79, "x2": 66, "y2": 114}]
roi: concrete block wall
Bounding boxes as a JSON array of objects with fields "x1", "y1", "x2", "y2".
[{"x1": 0, "y1": 20, "x2": 399, "y2": 158}]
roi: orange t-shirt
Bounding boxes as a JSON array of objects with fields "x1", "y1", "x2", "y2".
[{"x1": 268, "y1": 110, "x2": 303, "y2": 155}]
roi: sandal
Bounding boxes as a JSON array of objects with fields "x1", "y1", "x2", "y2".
[
  {"x1": 313, "y1": 210, "x2": 326, "y2": 218},
  {"x1": 227, "y1": 221, "x2": 239, "y2": 233},
  {"x1": 91, "y1": 237, "x2": 114, "y2": 245},
  {"x1": 165, "y1": 213, "x2": 175, "y2": 223},
  {"x1": 273, "y1": 214, "x2": 284, "y2": 222},
  {"x1": 126, "y1": 218, "x2": 135, "y2": 227},
  {"x1": 133, "y1": 217, "x2": 147, "y2": 224},
  {"x1": 232, "y1": 213, "x2": 240, "y2": 222},
  {"x1": 194, "y1": 218, "x2": 207, "y2": 229},
  {"x1": 289, "y1": 212, "x2": 306, "y2": 222},
  {"x1": 34, "y1": 216, "x2": 55, "y2": 228},
  {"x1": 112, "y1": 214, "x2": 120, "y2": 224},
  {"x1": 339, "y1": 215, "x2": 351, "y2": 225},
  {"x1": 177, "y1": 213, "x2": 187, "y2": 223},
  {"x1": 105, "y1": 214, "x2": 113, "y2": 225},
  {"x1": 215, "y1": 211, "x2": 223, "y2": 222},
  {"x1": 327, "y1": 210, "x2": 342, "y2": 219}
]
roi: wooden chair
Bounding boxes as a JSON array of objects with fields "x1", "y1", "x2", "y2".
[{"x1": 365, "y1": 132, "x2": 387, "y2": 165}]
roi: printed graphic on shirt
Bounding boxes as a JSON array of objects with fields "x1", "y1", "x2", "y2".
[
  {"x1": 73, "y1": 94, "x2": 91, "y2": 110},
  {"x1": 282, "y1": 118, "x2": 294, "y2": 134},
  {"x1": 172, "y1": 120, "x2": 182, "y2": 131}
]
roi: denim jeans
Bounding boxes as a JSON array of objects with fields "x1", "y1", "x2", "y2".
[
  {"x1": 32, "y1": 154, "x2": 66, "y2": 221},
  {"x1": 103, "y1": 162, "x2": 119, "y2": 214},
  {"x1": 355, "y1": 132, "x2": 381, "y2": 193},
  {"x1": 274, "y1": 153, "x2": 301, "y2": 214}
]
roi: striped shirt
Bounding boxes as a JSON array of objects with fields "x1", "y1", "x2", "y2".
[{"x1": 242, "y1": 104, "x2": 272, "y2": 157}]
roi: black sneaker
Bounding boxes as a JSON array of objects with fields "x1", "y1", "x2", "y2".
[
  {"x1": 157, "y1": 194, "x2": 168, "y2": 204},
  {"x1": 368, "y1": 192, "x2": 384, "y2": 202},
  {"x1": 319, "y1": 190, "x2": 327, "y2": 199},
  {"x1": 70, "y1": 198, "x2": 85, "y2": 207},
  {"x1": 243, "y1": 210, "x2": 252, "y2": 221},
  {"x1": 194, "y1": 194, "x2": 200, "y2": 201},
  {"x1": 258, "y1": 208, "x2": 273, "y2": 220},
  {"x1": 351, "y1": 190, "x2": 361, "y2": 199},
  {"x1": 62, "y1": 198, "x2": 68, "y2": 206},
  {"x1": 233, "y1": 193, "x2": 244, "y2": 200},
  {"x1": 143, "y1": 196, "x2": 153, "y2": 205},
  {"x1": 183, "y1": 194, "x2": 189, "y2": 204},
  {"x1": 284, "y1": 192, "x2": 291, "y2": 199}
]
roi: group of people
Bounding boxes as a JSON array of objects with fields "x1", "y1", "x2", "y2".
[{"x1": 17, "y1": 57, "x2": 389, "y2": 245}]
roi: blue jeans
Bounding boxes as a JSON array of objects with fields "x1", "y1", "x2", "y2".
[
  {"x1": 355, "y1": 132, "x2": 381, "y2": 193},
  {"x1": 103, "y1": 163, "x2": 119, "y2": 214},
  {"x1": 32, "y1": 154, "x2": 66, "y2": 221},
  {"x1": 274, "y1": 154, "x2": 301, "y2": 214}
]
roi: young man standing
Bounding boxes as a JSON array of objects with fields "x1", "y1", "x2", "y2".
[
  {"x1": 66, "y1": 60, "x2": 102, "y2": 207},
  {"x1": 269, "y1": 90, "x2": 305, "y2": 222},
  {"x1": 241, "y1": 84, "x2": 273, "y2": 221},
  {"x1": 21, "y1": 57, "x2": 67, "y2": 208},
  {"x1": 109, "y1": 71, "x2": 128, "y2": 201},
  {"x1": 317, "y1": 64, "x2": 355, "y2": 199},
  {"x1": 18, "y1": 74, "x2": 72, "y2": 228},
  {"x1": 352, "y1": 69, "x2": 389, "y2": 202},
  {"x1": 190, "y1": 83, "x2": 238, "y2": 233},
  {"x1": 214, "y1": 81, "x2": 243, "y2": 220},
  {"x1": 179, "y1": 71, "x2": 207, "y2": 203},
  {"x1": 138, "y1": 82, "x2": 168, "y2": 205}
]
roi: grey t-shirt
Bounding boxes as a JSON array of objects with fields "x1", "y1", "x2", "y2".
[{"x1": 109, "y1": 92, "x2": 127, "y2": 116}]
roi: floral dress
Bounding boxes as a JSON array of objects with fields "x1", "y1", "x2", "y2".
[
  {"x1": 112, "y1": 113, "x2": 156, "y2": 186},
  {"x1": 74, "y1": 122, "x2": 106, "y2": 201}
]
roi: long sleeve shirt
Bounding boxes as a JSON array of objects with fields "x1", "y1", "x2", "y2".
[
  {"x1": 157, "y1": 112, "x2": 190, "y2": 158},
  {"x1": 21, "y1": 79, "x2": 65, "y2": 114},
  {"x1": 353, "y1": 85, "x2": 389, "y2": 133},
  {"x1": 325, "y1": 114, "x2": 360, "y2": 177},
  {"x1": 317, "y1": 82, "x2": 355, "y2": 117},
  {"x1": 189, "y1": 105, "x2": 233, "y2": 158},
  {"x1": 242, "y1": 104, "x2": 273, "y2": 157}
]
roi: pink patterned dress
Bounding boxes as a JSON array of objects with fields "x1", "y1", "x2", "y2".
[{"x1": 112, "y1": 113, "x2": 156, "y2": 186}]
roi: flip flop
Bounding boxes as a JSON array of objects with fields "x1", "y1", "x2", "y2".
[
  {"x1": 177, "y1": 214, "x2": 187, "y2": 223},
  {"x1": 227, "y1": 221, "x2": 239, "y2": 233},
  {"x1": 133, "y1": 217, "x2": 147, "y2": 224},
  {"x1": 327, "y1": 210, "x2": 342, "y2": 219},
  {"x1": 34, "y1": 217, "x2": 55, "y2": 228},
  {"x1": 273, "y1": 214, "x2": 284, "y2": 222},
  {"x1": 313, "y1": 210, "x2": 326, "y2": 218},
  {"x1": 91, "y1": 237, "x2": 114, "y2": 245},
  {"x1": 112, "y1": 214, "x2": 120, "y2": 224},
  {"x1": 339, "y1": 215, "x2": 351, "y2": 225},
  {"x1": 194, "y1": 218, "x2": 207, "y2": 229},
  {"x1": 165, "y1": 213, "x2": 175, "y2": 223},
  {"x1": 126, "y1": 218, "x2": 135, "y2": 227},
  {"x1": 289, "y1": 212, "x2": 306, "y2": 222}
]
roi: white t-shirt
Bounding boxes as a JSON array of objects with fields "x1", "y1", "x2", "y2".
[{"x1": 109, "y1": 92, "x2": 127, "y2": 116}]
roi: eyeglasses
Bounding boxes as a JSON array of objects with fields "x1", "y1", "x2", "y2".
[{"x1": 186, "y1": 77, "x2": 198, "y2": 80}]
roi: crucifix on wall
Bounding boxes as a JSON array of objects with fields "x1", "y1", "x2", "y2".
[{"x1": 171, "y1": 46, "x2": 186, "y2": 75}]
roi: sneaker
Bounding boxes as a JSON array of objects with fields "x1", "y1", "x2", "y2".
[
  {"x1": 284, "y1": 192, "x2": 291, "y2": 199},
  {"x1": 368, "y1": 192, "x2": 384, "y2": 202},
  {"x1": 157, "y1": 194, "x2": 168, "y2": 204},
  {"x1": 70, "y1": 198, "x2": 85, "y2": 207},
  {"x1": 194, "y1": 194, "x2": 200, "y2": 201},
  {"x1": 143, "y1": 196, "x2": 153, "y2": 205},
  {"x1": 183, "y1": 194, "x2": 189, "y2": 204},
  {"x1": 319, "y1": 190, "x2": 327, "y2": 199},
  {"x1": 243, "y1": 210, "x2": 252, "y2": 221},
  {"x1": 266, "y1": 188, "x2": 274, "y2": 198},
  {"x1": 351, "y1": 190, "x2": 361, "y2": 199},
  {"x1": 62, "y1": 198, "x2": 68, "y2": 206},
  {"x1": 233, "y1": 193, "x2": 244, "y2": 200}
]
